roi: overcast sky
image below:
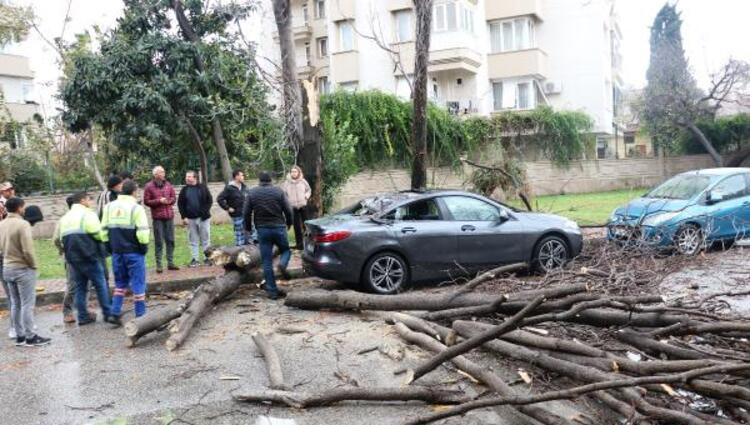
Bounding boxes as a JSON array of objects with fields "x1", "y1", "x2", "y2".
[{"x1": 4, "y1": 0, "x2": 750, "y2": 117}]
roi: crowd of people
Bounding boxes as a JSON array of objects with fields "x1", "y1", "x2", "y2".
[{"x1": 0, "y1": 165, "x2": 311, "y2": 347}]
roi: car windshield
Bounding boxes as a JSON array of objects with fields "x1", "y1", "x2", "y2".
[{"x1": 645, "y1": 174, "x2": 712, "y2": 200}]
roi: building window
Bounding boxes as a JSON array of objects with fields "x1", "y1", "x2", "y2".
[
  {"x1": 302, "y1": 5, "x2": 309, "y2": 23},
  {"x1": 339, "y1": 82, "x2": 357, "y2": 92},
  {"x1": 492, "y1": 82, "x2": 503, "y2": 111},
  {"x1": 461, "y1": 6, "x2": 474, "y2": 33},
  {"x1": 517, "y1": 82, "x2": 530, "y2": 109},
  {"x1": 305, "y1": 42, "x2": 311, "y2": 65},
  {"x1": 315, "y1": 0, "x2": 325, "y2": 19},
  {"x1": 22, "y1": 84, "x2": 34, "y2": 103},
  {"x1": 394, "y1": 9, "x2": 412, "y2": 42},
  {"x1": 624, "y1": 132, "x2": 635, "y2": 144},
  {"x1": 338, "y1": 21, "x2": 354, "y2": 51},
  {"x1": 318, "y1": 76, "x2": 330, "y2": 94},
  {"x1": 433, "y1": 2, "x2": 458, "y2": 32},
  {"x1": 317, "y1": 37, "x2": 328, "y2": 57},
  {"x1": 490, "y1": 18, "x2": 535, "y2": 53}
]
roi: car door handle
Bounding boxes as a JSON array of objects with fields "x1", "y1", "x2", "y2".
[
  {"x1": 461, "y1": 225, "x2": 476, "y2": 232},
  {"x1": 401, "y1": 227, "x2": 417, "y2": 234}
]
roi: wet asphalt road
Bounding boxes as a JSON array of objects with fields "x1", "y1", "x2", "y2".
[{"x1": 0, "y1": 283, "x2": 564, "y2": 425}]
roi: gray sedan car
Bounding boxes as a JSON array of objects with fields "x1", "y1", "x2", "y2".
[{"x1": 302, "y1": 190, "x2": 583, "y2": 294}]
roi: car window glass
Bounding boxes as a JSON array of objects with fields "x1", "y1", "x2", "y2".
[
  {"x1": 389, "y1": 199, "x2": 441, "y2": 221},
  {"x1": 712, "y1": 175, "x2": 747, "y2": 201},
  {"x1": 442, "y1": 196, "x2": 501, "y2": 221}
]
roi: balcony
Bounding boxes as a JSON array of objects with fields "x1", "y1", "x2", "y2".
[
  {"x1": 2, "y1": 102, "x2": 39, "y2": 122},
  {"x1": 331, "y1": 51, "x2": 359, "y2": 83},
  {"x1": 486, "y1": 0, "x2": 545, "y2": 21},
  {"x1": 386, "y1": 0, "x2": 413, "y2": 11},
  {"x1": 393, "y1": 42, "x2": 482, "y2": 74},
  {"x1": 487, "y1": 48, "x2": 549, "y2": 80},
  {"x1": 0, "y1": 54, "x2": 34, "y2": 78},
  {"x1": 330, "y1": 0, "x2": 356, "y2": 21},
  {"x1": 274, "y1": 23, "x2": 312, "y2": 42}
]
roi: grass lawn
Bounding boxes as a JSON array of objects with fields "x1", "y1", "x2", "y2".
[
  {"x1": 509, "y1": 188, "x2": 646, "y2": 226},
  {"x1": 35, "y1": 223, "x2": 237, "y2": 280}
]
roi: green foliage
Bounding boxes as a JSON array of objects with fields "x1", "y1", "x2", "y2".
[
  {"x1": 321, "y1": 112, "x2": 358, "y2": 211},
  {"x1": 0, "y1": 151, "x2": 47, "y2": 195},
  {"x1": 0, "y1": 2, "x2": 33, "y2": 47},
  {"x1": 679, "y1": 114, "x2": 750, "y2": 154}
]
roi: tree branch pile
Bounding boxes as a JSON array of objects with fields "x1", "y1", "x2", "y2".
[{"x1": 273, "y1": 241, "x2": 750, "y2": 424}]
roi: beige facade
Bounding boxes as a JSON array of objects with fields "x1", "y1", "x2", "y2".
[{"x1": 0, "y1": 53, "x2": 40, "y2": 149}]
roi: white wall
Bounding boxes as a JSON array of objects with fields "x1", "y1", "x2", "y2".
[{"x1": 0, "y1": 75, "x2": 33, "y2": 103}]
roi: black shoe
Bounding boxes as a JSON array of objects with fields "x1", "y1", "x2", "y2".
[
  {"x1": 267, "y1": 289, "x2": 288, "y2": 300},
  {"x1": 14, "y1": 336, "x2": 26, "y2": 346},
  {"x1": 78, "y1": 316, "x2": 96, "y2": 326},
  {"x1": 203, "y1": 259, "x2": 212, "y2": 266},
  {"x1": 188, "y1": 259, "x2": 200, "y2": 268},
  {"x1": 156, "y1": 267, "x2": 164, "y2": 274},
  {"x1": 168, "y1": 264, "x2": 180, "y2": 271},
  {"x1": 105, "y1": 315, "x2": 122, "y2": 327},
  {"x1": 24, "y1": 335, "x2": 51, "y2": 347},
  {"x1": 277, "y1": 264, "x2": 291, "y2": 280}
]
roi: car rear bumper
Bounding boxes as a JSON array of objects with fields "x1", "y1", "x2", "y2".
[{"x1": 302, "y1": 250, "x2": 358, "y2": 283}]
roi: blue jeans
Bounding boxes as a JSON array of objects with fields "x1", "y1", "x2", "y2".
[
  {"x1": 257, "y1": 226, "x2": 291, "y2": 296},
  {"x1": 111, "y1": 253, "x2": 147, "y2": 317},
  {"x1": 69, "y1": 260, "x2": 112, "y2": 321},
  {"x1": 232, "y1": 217, "x2": 246, "y2": 246}
]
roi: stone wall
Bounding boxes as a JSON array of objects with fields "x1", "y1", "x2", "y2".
[{"x1": 24, "y1": 154, "x2": 718, "y2": 238}]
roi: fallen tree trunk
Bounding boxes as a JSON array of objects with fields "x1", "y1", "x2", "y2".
[
  {"x1": 205, "y1": 245, "x2": 261, "y2": 268},
  {"x1": 233, "y1": 387, "x2": 472, "y2": 408},
  {"x1": 285, "y1": 284, "x2": 586, "y2": 312},
  {"x1": 393, "y1": 321, "x2": 573, "y2": 425},
  {"x1": 125, "y1": 302, "x2": 185, "y2": 348},
  {"x1": 252, "y1": 332, "x2": 287, "y2": 390}
]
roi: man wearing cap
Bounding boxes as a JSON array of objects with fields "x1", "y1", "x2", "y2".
[
  {"x1": 97, "y1": 175, "x2": 123, "y2": 220},
  {"x1": 101, "y1": 180, "x2": 151, "y2": 321},
  {"x1": 0, "y1": 182, "x2": 16, "y2": 339},
  {"x1": 55, "y1": 192, "x2": 115, "y2": 325},
  {"x1": 244, "y1": 172, "x2": 293, "y2": 300}
]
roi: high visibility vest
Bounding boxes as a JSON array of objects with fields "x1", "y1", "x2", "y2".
[
  {"x1": 55, "y1": 204, "x2": 104, "y2": 263},
  {"x1": 101, "y1": 195, "x2": 150, "y2": 254}
]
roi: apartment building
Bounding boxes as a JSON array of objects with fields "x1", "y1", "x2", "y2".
[
  {"x1": 258, "y1": 0, "x2": 624, "y2": 157},
  {"x1": 0, "y1": 53, "x2": 40, "y2": 149}
]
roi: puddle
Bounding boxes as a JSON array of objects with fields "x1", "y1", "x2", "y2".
[{"x1": 255, "y1": 417, "x2": 299, "y2": 425}]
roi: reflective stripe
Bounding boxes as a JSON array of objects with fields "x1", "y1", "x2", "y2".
[
  {"x1": 60, "y1": 229, "x2": 87, "y2": 237},
  {"x1": 133, "y1": 294, "x2": 146, "y2": 300},
  {"x1": 105, "y1": 224, "x2": 137, "y2": 230}
]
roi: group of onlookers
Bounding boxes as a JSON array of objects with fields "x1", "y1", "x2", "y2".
[{"x1": 0, "y1": 165, "x2": 311, "y2": 346}]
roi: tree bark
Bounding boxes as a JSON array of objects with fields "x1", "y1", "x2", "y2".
[
  {"x1": 125, "y1": 302, "x2": 184, "y2": 347},
  {"x1": 298, "y1": 82, "x2": 323, "y2": 217},
  {"x1": 181, "y1": 113, "x2": 209, "y2": 183},
  {"x1": 727, "y1": 144, "x2": 750, "y2": 167},
  {"x1": 233, "y1": 386, "x2": 471, "y2": 408},
  {"x1": 393, "y1": 322, "x2": 573, "y2": 425},
  {"x1": 284, "y1": 284, "x2": 586, "y2": 312},
  {"x1": 170, "y1": 0, "x2": 232, "y2": 182},
  {"x1": 83, "y1": 129, "x2": 106, "y2": 190},
  {"x1": 272, "y1": 0, "x2": 303, "y2": 156},
  {"x1": 252, "y1": 332, "x2": 288, "y2": 390},
  {"x1": 406, "y1": 296, "x2": 546, "y2": 383},
  {"x1": 686, "y1": 121, "x2": 723, "y2": 166},
  {"x1": 409, "y1": 0, "x2": 433, "y2": 191}
]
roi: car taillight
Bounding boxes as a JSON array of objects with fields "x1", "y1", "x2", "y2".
[{"x1": 315, "y1": 231, "x2": 352, "y2": 243}]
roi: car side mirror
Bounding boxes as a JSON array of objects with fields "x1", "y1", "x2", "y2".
[
  {"x1": 497, "y1": 209, "x2": 510, "y2": 222},
  {"x1": 707, "y1": 191, "x2": 724, "y2": 204}
]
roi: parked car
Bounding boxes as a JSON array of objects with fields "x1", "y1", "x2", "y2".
[
  {"x1": 607, "y1": 168, "x2": 750, "y2": 254},
  {"x1": 302, "y1": 190, "x2": 583, "y2": 294}
]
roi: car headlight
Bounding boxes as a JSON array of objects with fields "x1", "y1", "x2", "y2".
[
  {"x1": 641, "y1": 211, "x2": 681, "y2": 227},
  {"x1": 609, "y1": 211, "x2": 622, "y2": 223}
]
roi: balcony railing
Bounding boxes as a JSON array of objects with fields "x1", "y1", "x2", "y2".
[{"x1": 487, "y1": 48, "x2": 549, "y2": 80}]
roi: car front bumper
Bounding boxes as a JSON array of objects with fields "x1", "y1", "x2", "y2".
[{"x1": 607, "y1": 222, "x2": 675, "y2": 247}]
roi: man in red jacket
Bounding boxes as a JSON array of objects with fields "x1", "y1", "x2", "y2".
[{"x1": 143, "y1": 166, "x2": 179, "y2": 273}]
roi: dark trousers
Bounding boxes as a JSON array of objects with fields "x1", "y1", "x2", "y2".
[
  {"x1": 153, "y1": 219, "x2": 175, "y2": 267},
  {"x1": 292, "y1": 207, "x2": 307, "y2": 249},
  {"x1": 69, "y1": 260, "x2": 112, "y2": 321},
  {"x1": 257, "y1": 226, "x2": 291, "y2": 297}
]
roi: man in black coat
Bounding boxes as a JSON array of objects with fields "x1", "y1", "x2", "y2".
[
  {"x1": 244, "y1": 171, "x2": 293, "y2": 299},
  {"x1": 217, "y1": 169, "x2": 250, "y2": 246},
  {"x1": 178, "y1": 171, "x2": 213, "y2": 267}
]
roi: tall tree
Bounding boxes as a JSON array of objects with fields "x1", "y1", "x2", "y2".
[
  {"x1": 410, "y1": 0, "x2": 433, "y2": 191},
  {"x1": 642, "y1": 4, "x2": 748, "y2": 166}
]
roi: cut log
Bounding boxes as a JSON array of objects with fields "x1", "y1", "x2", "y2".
[
  {"x1": 285, "y1": 283, "x2": 586, "y2": 312},
  {"x1": 406, "y1": 295, "x2": 546, "y2": 383},
  {"x1": 205, "y1": 245, "x2": 262, "y2": 269},
  {"x1": 125, "y1": 302, "x2": 185, "y2": 347},
  {"x1": 393, "y1": 321, "x2": 573, "y2": 425},
  {"x1": 252, "y1": 332, "x2": 287, "y2": 390},
  {"x1": 233, "y1": 386, "x2": 472, "y2": 408}
]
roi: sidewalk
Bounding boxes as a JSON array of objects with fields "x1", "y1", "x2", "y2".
[{"x1": 0, "y1": 254, "x2": 303, "y2": 310}]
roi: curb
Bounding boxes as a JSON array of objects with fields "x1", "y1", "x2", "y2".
[{"x1": 0, "y1": 267, "x2": 305, "y2": 311}]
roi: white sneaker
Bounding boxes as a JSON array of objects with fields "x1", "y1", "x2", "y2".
[{"x1": 8, "y1": 328, "x2": 16, "y2": 339}]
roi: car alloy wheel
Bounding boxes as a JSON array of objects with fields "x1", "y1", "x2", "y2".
[
  {"x1": 365, "y1": 253, "x2": 407, "y2": 294},
  {"x1": 675, "y1": 225, "x2": 703, "y2": 255},
  {"x1": 535, "y1": 236, "x2": 569, "y2": 273}
]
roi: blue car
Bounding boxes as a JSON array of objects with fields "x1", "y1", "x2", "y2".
[{"x1": 607, "y1": 168, "x2": 750, "y2": 254}]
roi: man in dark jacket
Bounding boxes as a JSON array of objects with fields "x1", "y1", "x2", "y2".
[
  {"x1": 178, "y1": 171, "x2": 213, "y2": 267},
  {"x1": 143, "y1": 165, "x2": 178, "y2": 273},
  {"x1": 217, "y1": 169, "x2": 249, "y2": 246},
  {"x1": 244, "y1": 172, "x2": 293, "y2": 300}
]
